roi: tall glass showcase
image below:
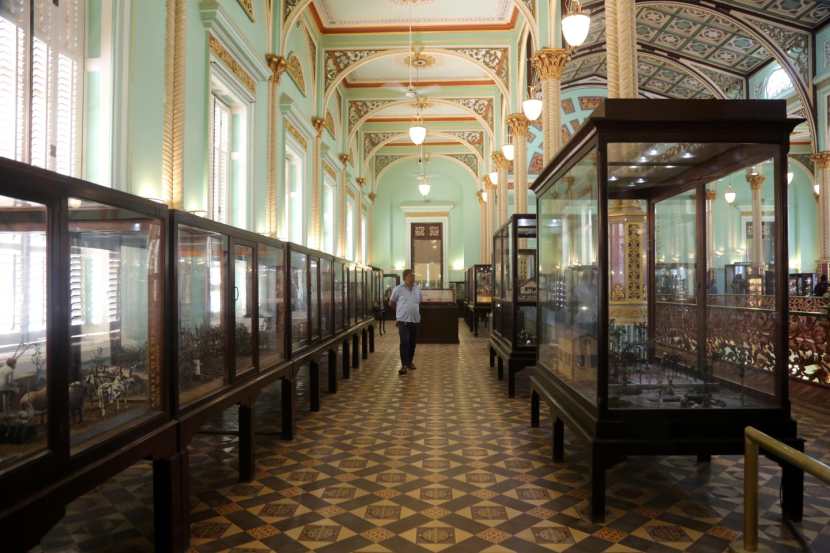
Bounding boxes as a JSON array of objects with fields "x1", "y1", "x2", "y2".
[
  {"x1": 289, "y1": 250, "x2": 309, "y2": 353},
  {"x1": 334, "y1": 261, "x2": 345, "y2": 331},
  {"x1": 321, "y1": 258, "x2": 333, "y2": 337},
  {"x1": 490, "y1": 214, "x2": 537, "y2": 397},
  {"x1": 382, "y1": 274, "x2": 400, "y2": 321},
  {"x1": 258, "y1": 244, "x2": 285, "y2": 367},
  {"x1": 464, "y1": 265, "x2": 493, "y2": 336},
  {"x1": 530, "y1": 99, "x2": 803, "y2": 522}
]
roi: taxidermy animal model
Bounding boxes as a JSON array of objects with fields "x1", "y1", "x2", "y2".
[{"x1": 20, "y1": 387, "x2": 48, "y2": 424}]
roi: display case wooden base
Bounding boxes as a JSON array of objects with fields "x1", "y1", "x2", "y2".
[
  {"x1": 528, "y1": 366, "x2": 803, "y2": 523},
  {"x1": 489, "y1": 334, "x2": 536, "y2": 397}
]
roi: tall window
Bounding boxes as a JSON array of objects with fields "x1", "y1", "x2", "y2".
[
  {"x1": 764, "y1": 67, "x2": 792, "y2": 99},
  {"x1": 0, "y1": 0, "x2": 85, "y2": 177},
  {"x1": 285, "y1": 146, "x2": 303, "y2": 244},
  {"x1": 208, "y1": 68, "x2": 249, "y2": 227},
  {"x1": 360, "y1": 207, "x2": 367, "y2": 264},
  {"x1": 209, "y1": 94, "x2": 231, "y2": 223},
  {"x1": 322, "y1": 173, "x2": 335, "y2": 254},
  {"x1": 346, "y1": 194, "x2": 355, "y2": 261}
]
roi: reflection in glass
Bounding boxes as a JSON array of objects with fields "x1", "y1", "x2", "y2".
[
  {"x1": 334, "y1": 262, "x2": 344, "y2": 330},
  {"x1": 310, "y1": 258, "x2": 320, "y2": 341},
  {"x1": 234, "y1": 245, "x2": 254, "y2": 374},
  {"x1": 538, "y1": 148, "x2": 598, "y2": 403},
  {"x1": 69, "y1": 199, "x2": 163, "y2": 448},
  {"x1": 321, "y1": 259, "x2": 333, "y2": 336},
  {"x1": 0, "y1": 196, "x2": 48, "y2": 469},
  {"x1": 257, "y1": 244, "x2": 284, "y2": 367},
  {"x1": 291, "y1": 251, "x2": 309, "y2": 350},
  {"x1": 177, "y1": 225, "x2": 227, "y2": 405}
]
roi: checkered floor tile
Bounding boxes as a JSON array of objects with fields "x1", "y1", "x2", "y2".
[{"x1": 32, "y1": 322, "x2": 830, "y2": 552}]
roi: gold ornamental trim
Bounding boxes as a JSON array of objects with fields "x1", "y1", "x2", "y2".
[
  {"x1": 236, "y1": 0, "x2": 254, "y2": 21},
  {"x1": 339, "y1": 153, "x2": 351, "y2": 165},
  {"x1": 286, "y1": 53, "x2": 306, "y2": 95},
  {"x1": 533, "y1": 47, "x2": 570, "y2": 80},
  {"x1": 356, "y1": 177, "x2": 366, "y2": 187},
  {"x1": 746, "y1": 173, "x2": 765, "y2": 190},
  {"x1": 368, "y1": 192, "x2": 376, "y2": 202},
  {"x1": 285, "y1": 119, "x2": 308, "y2": 150},
  {"x1": 812, "y1": 151, "x2": 830, "y2": 169},
  {"x1": 209, "y1": 34, "x2": 256, "y2": 95},
  {"x1": 507, "y1": 113, "x2": 530, "y2": 138},
  {"x1": 324, "y1": 162, "x2": 337, "y2": 180},
  {"x1": 705, "y1": 189, "x2": 717, "y2": 201},
  {"x1": 312, "y1": 116, "x2": 325, "y2": 137},
  {"x1": 265, "y1": 53, "x2": 287, "y2": 82},
  {"x1": 491, "y1": 151, "x2": 508, "y2": 170}
]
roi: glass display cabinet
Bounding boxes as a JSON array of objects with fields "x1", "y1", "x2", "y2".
[
  {"x1": 788, "y1": 273, "x2": 815, "y2": 297},
  {"x1": 0, "y1": 162, "x2": 171, "y2": 543},
  {"x1": 257, "y1": 243, "x2": 285, "y2": 368},
  {"x1": 450, "y1": 280, "x2": 466, "y2": 317},
  {"x1": 464, "y1": 265, "x2": 493, "y2": 336},
  {"x1": 382, "y1": 274, "x2": 400, "y2": 320},
  {"x1": 420, "y1": 289, "x2": 459, "y2": 343},
  {"x1": 370, "y1": 267, "x2": 384, "y2": 321},
  {"x1": 529, "y1": 99, "x2": 803, "y2": 522},
  {"x1": 490, "y1": 214, "x2": 537, "y2": 397},
  {"x1": 321, "y1": 257, "x2": 333, "y2": 337},
  {"x1": 288, "y1": 247, "x2": 310, "y2": 354},
  {"x1": 334, "y1": 261, "x2": 345, "y2": 332}
]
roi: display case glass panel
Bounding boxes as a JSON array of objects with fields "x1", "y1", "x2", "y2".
[
  {"x1": 475, "y1": 266, "x2": 493, "y2": 304},
  {"x1": 177, "y1": 224, "x2": 227, "y2": 406},
  {"x1": 310, "y1": 257, "x2": 320, "y2": 341},
  {"x1": 348, "y1": 267, "x2": 356, "y2": 326},
  {"x1": 257, "y1": 244, "x2": 284, "y2": 368},
  {"x1": 422, "y1": 289, "x2": 455, "y2": 303},
  {"x1": 234, "y1": 245, "x2": 255, "y2": 375},
  {"x1": 603, "y1": 141, "x2": 780, "y2": 409},
  {"x1": 334, "y1": 262, "x2": 344, "y2": 331},
  {"x1": 67, "y1": 199, "x2": 164, "y2": 447},
  {"x1": 290, "y1": 251, "x2": 309, "y2": 350},
  {"x1": 538, "y1": 146, "x2": 598, "y2": 403},
  {"x1": 0, "y1": 196, "x2": 48, "y2": 470},
  {"x1": 321, "y1": 258, "x2": 333, "y2": 336}
]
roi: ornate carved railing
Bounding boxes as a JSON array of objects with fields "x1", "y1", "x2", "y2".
[{"x1": 654, "y1": 299, "x2": 830, "y2": 387}]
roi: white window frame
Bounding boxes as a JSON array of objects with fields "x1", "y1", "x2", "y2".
[
  {"x1": 208, "y1": 51, "x2": 254, "y2": 228},
  {"x1": 764, "y1": 66, "x2": 793, "y2": 100},
  {"x1": 322, "y1": 171, "x2": 336, "y2": 254},
  {"x1": 284, "y1": 143, "x2": 304, "y2": 244},
  {"x1": 0, "y1": 0, "x2": 85, "y2": 178}
]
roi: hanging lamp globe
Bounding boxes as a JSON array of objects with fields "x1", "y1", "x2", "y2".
[
  {"x1": 562, "y1": 2, "x2": 591, "y2": 47},
  {"x1": 489, "y1": 171, "x2": 499, "y2": 184},
  {"x1": 418, "y1": 182, "x2": 431, "y2": 197},
  {"x1": 724, "y1": 185, "x2": 737, "y2": 205},
  {"x1": 501, "y1": 144, "x2": 515, "y2": 161},
  {"x1": 481, "y1": 190, "x2": 488, "y2": 203},
  {"x1": 409, "y1": 124, "x2": 426, "y2": 145},
  {"x1": 522, "y1": 98, "x2": 543, "y2": 121}
]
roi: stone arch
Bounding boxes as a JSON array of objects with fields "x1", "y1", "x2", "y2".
[
  {"x1": 365, "y1": 131, "x2": 483, "y2": 173},
  {"x1": 323, "y1": 48, "x2": 511, "y2": 111},
  {"x1": 280, "y1": 0, "x2": 539, "y2": 55},
  {"x1": 636, "y1": 0, "x2": 816, "y2": 151},
  {"x1": 376, "y1": 154, "x2": 479, "y2": 185},
  {"x1": 348, "y1": 98, "x2": 494, "y2": 155}
]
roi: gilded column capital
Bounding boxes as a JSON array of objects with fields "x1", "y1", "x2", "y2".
[
  {"x1": 265, "y1": 54, "x2": 287, "y2": 82},
  {"x1": 533, "y1": 47, "x2": 570, "y2": 80},
  {"x1": 339, "y1": 153, "x2": 351, "y2": 165},
  {"x1": 491, "y1": 151, "x2": 508, "y2": 170},
  {"x1": 356, "y1": 177, "x2": 366, "y2": 187},
  {"x1": 312, "y1": 116, "x2": 325, "y2": 137},
  {"x1": 485, "y1": 176, "x2": 497, "y2": 190},
  {"x1": 746, "y1": 172, "x2": 765, "y2": 191},
  {"x1": 368, "y1": 192, "x2": 376, "y2": 202},
  {"x1": 476, "y1": 189, "x2": 485, "y2": 206},
  {"x1": 705, "y1": 189, "x2": 717, "y2": 201},
  {"x1": 811, "y1": 151, "x2": 830, "y2": 169},
  {"x1": 506, "y1": 113, "x2": 530, "y2": 138}
]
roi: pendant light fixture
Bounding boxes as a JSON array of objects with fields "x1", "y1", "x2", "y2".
[
  {"x1": 562, "y1": 0, "x2": 591, "y2": 47},
  {"x1": 522, "y1": 96, "x2": 543, "y2": 121},
  {"x1": 502, "y1": 144, "x2": 515, "y2": 161},
  {"x1": 409, "y1": 118, "x2": 427, "y2": 145},
  {"x1": 489, "y1": 170, "x2": 499, "y2": 184},
  {"x1": 724, "y1": 185, "x2": 736, "y2": 205},
  {"x1": 481, "y1": 190, "x2": 488, "y2": 203},
  {"x1": 417, "y1": 145, "x2": 430, "y2": 197}
]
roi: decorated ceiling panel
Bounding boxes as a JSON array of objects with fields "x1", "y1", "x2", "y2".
[
  {"x1": 313, "y1": 0, "x2": 514, "y2": 29},
  {"x1": 718, "y1": 0, "x2": 829, "y2": 28}
]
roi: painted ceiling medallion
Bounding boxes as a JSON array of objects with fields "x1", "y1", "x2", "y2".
[{"x1": 404, "y1": 52, "x2": 436, "y2": 68}]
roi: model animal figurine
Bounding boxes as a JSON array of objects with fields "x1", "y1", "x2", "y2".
[
  {"x1": 96, "y1": 375, "x2": 125, "y2": 416},
  {"x1": 69, "y1": 381, "x2": 86, "y2": 423},
  {"x1": 20, "y1": 387, "x2": 48, "y2": 424}
]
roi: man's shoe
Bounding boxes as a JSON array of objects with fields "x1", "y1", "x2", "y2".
[
  {"x1": 398, "y1": 367, "x2": 408, "y2": 375},
  {"x1": 408, "y1": 364, "x2": 417, "y2": 370}
]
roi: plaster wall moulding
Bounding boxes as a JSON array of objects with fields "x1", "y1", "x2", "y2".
[
  {"x1": 235, "y1": 0, "x2": 254, "y2": 21},
  {"x1": 286, "y1": 53, "x2": 306, "y2": 96},
  {"x1": 208, "y1": 34, "x2": 257, "y2": 95},
  {"x1": 285, "y1": 119, "x2": 308, "y2": 150}
]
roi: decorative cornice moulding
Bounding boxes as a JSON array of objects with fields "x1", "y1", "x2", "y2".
[{"x1": 200, "y1": 0, "x2": 270, "y2": 82}]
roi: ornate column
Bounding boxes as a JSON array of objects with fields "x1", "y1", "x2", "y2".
[
  {"x1": 493, "y1": 152, "x2": 509, "y2": 226},
  {"x1": 604, "y1": 0, "x2": 637, "y2": 98},
  {"x1": 264, "y1": 54, "x2": 287, "y2": 236},
  {"x1": 309, "y1": 117, "x2": 324, "y2": 248},
  {"x1": 162, "y1": 0, "x2": 187, "y2": 208},
  {"x1": 812, "y1": 152, "x2": 830, "y2": 275},
  {"x1": 337, "y1": 153, "x2": 350, "y2": 257},
  {"x1": 508, "y1": 113, "x2": 530, "y2": 213},
  {"x1": 706, "y1": 189, "x2": 716, "y2": 270},
  {"x1": 368, "y1": 191, "x2": 376, "y2": 265},
  {"x1": 747, "y1": 171, "x2": 766, "y2": 271},
  {"x1": 477, "y1": 190, "x2": 487, "y2": 263},
  {"x1": 356, "y1": 178, "x2": 366, "y2": 263},
  {"x1": 486, "y1": 176, "x2": 498, "y2": 262},
  {"x1": 533, "y1": 48, "x2": 569, "y2": 163}
]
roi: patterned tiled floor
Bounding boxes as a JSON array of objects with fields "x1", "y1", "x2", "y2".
[{"x1": 34, "y1": 322, "x2": 830, "y2": 552}]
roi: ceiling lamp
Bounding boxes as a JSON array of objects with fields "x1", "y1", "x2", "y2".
[
  {"x1": 562, "y1": 1, "x2": 591, "y2": 47},
  {"x1": 481, "y1": 190, "x2": 488, "y2": 203},
  {"x1": 815, "y1": 183, "x2": 821, "y2": 196},
  {"x1": 724, "y1": 185, "x2": 736, "y2": 205},
  {"x1": 489, "y1": 171, "x2": 499, "y2": 184},
  {"x1": 502, "y1": 144, "x2": 515, "y2": 161},
  {"x1": 522, "y1": 97, "x2": 543, "y2": 121},
  {"x1": 409, "y1": 123, "x2": 426, "y2": 145},
  {"x1": 418, "y1": 179, "x2": 431, "y2": 197},
  {"x1": 787, "y1": 171, "x2": 793, "y2": 185}
]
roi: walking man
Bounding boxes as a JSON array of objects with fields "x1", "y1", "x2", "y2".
[{"x1": 389, "y1": 269, "x2": 421, "y2": 375}]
